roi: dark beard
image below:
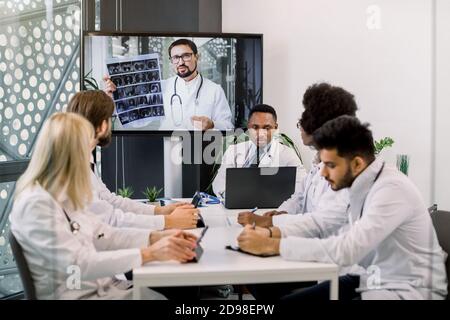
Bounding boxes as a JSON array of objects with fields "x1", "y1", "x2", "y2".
[
  {"x1": 330, "y1": 166, "x2": 355, "y2": 191},
  {"x1": 97, "y1": 133, "x2": 112, "y2": 147},
  {"x1": 177, "y1": 63, "x2": 197, "y2": 79}
]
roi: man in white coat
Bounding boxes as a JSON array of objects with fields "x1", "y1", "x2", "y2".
[
  {"x1": 212, "y1": 104, "x2": 305, "y2": 199},
  {"x1": 67, "y1": 91, "x2": 199, "y2": 231},
  {"x1": 238, "y1": 116, "x2": 448, "y2": 300},
  {"x1": 238, "y1": 83, "x2": 356, "y2": 227},
  {"x1": 104, "y1": 39, "x2": 233, "y2": 131},
  {"x1": 160, "y1": 38, "x2": 233, "y2": 130}
]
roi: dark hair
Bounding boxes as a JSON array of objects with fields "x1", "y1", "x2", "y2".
[
  {"x1": 248, "y1": 104, "x2": 277, "y2": 122},
  {"x1": 168, "y1": 39, "x2": 198, "y2": 57},
  {"x1": 67, "y1": 90, "x2": 115, "y2": 130},
  {"x1": 300, "y1": 83, "x2": 357, "y2": 134},
  {"x1": 313, "y1": 115, "x2": 375, "y2": 161}
]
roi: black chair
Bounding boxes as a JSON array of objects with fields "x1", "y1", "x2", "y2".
[
  {"x1": 8, "y1": 232, "x2": 37, "y2": 300},
  {"x1": 430, "y1": 209, "x2": 450, "y2": 300}
]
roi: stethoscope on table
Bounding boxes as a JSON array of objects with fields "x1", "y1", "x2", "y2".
[
  {"x1": 196, "y1": 192, "x2": 221, "y2": 206},
  {"x1": 170, "y1": 74, "x2": 204, "y2": 127}
]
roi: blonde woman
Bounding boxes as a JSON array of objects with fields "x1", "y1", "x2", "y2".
[
  {"x1": 9, "y1": 113, "x2": 197, "y2": 299},
  {"x1": 66, "y1": 90, "x2": 199, "y2": 231}
]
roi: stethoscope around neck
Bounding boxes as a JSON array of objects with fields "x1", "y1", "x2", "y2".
[
  {"x1": 170, "y1": 73, "x2": 204, "y2": 127},
  {"x1": 63, "y1": 209, "x2": 80, "y2": 234}
]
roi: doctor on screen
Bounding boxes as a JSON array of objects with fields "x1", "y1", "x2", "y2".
[
  {"x1": 161, "y1": 39, "x2": 233, "y2": 130},
  {"x1": 105, "y1": 38, "x2": 234, "y2": 131}
]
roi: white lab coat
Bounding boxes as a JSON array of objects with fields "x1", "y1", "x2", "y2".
[
  {"x1": 276, "y1": 158, "x2": 331, "y2": 215},
  {"x1": 274, "y1": 187, "x2": 350, "y2": 235},
  {"x1": 212, "y1": 139, "x2": 306, "y2": 198},
  {"x1": 278, "y1": 159, "x2": 448, "y2": 299},
  {"x1": 159, "y1": 74, "x2": 233, "y2": 130},
  {"x1": 89, "y1": 171, "x2": 165, "y2": 230},
  {"x1": 9, "y1": 185, "x2": 165, "y2": 300}
]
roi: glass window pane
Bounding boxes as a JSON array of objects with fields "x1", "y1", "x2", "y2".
[
  {"x1": 0, "y1": 0, "x2": 81, "y2": 299},
  {"x1": 0, "y1": 0, "x2": 81, "y2": 162},
  {"x1": 0, "y1": 181, "x2": 20, "y2": 298}
]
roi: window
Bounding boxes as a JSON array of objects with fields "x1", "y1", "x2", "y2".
[{"x1": 0, "y1": 0, "x2": 81, "y2": 299}]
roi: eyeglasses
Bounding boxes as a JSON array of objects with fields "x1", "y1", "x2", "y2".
[
  {"x1": 296, "y1": 120, "x2": 302, "y2": 129},
  {"x1": 111, "y1": 113, "x2": 118, "y2": 123},
  {"x1": 169, "y1": 52, "x2": 194, "y2": 64}
]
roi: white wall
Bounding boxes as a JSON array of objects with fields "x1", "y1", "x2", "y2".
[
  {"x1": 223, "y1": 0, "x2": 434, "y2": 205},
  {"x1": 435, "y1": 0, "x2": 450, "y2": 210}
]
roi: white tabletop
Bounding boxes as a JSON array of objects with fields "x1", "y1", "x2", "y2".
[
  {"x1": 196, "y1": 199, "x2": 274, "y2": 227},
  {"x1": 133, "y1": 203, "x2": 339, "y2": 300}
]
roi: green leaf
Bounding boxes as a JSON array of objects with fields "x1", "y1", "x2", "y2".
[
  {"x1": 142, "y1": 186, "x2": 163, "y2": 202},
  {"x1": 117, "y1": 186, "x2": 134, "y2": 198},
  {"x1": 84, "y1": 78, "x2": 98, "y2": 90},
  {"x1": 83, "y1": 69, "x2": 100, "y2": 90},
  {"x1": 275, "y1": 133, "x2": 303, "y2": 163},
  {"x1": 374, "y1": 137, "x2": 395, "y2": 155}
]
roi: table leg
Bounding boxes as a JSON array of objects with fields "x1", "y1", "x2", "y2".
[
  {"x1": 133, "y1": 283, "x2": 142, "y2": 300},
  {"x1": 329, "y1": 273, "x2": 339, "y2": 300}
]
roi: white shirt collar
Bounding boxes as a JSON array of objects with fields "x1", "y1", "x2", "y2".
[{"x1": 179, "y1": 73, "x2": 200, "y2": 93}]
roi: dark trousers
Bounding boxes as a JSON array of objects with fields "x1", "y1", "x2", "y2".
[
  {"x1": 248, "y1": 281, "x2": 317, "y2": 301},
  {"x1": 248, "y1": 275, "x2": 361, "y2": 301},
  {"x1": 282, "y1": 275, "x2": 361, "y2": 301}
]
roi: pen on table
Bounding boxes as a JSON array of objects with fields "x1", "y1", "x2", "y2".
[
  {"x1": 197, "y1": 226, "x2": 209, "y2": 244},
  {"x1": 250, "y1": 207, "x2": 258, "y2": 229}
]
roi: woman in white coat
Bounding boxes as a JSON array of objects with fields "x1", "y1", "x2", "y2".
[{"x1": 9, "y1": 112, "x2": 197, "y2": 300}]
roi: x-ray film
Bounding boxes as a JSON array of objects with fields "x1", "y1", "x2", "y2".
[{"x1": 106, "y1": 53, "x2": 165, "y2": 127}]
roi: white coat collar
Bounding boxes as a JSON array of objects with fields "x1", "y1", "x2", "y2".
[
  {"x1": 249, "y1": 140, "x2": 272, "y2": 155},
  {"x1": 236, "y1": 139, "x2": 277, "y2": 160},
  {"x1": 177, "y1": 72, "x2": 200, "y2": 93},
  {"x1": 348, "y1": 158, "x2": 384, "y2": 221}
]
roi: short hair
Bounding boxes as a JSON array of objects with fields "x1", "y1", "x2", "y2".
[
  {"x1": 313, "y1": 115, "x2": 375, "y2": 161},
  {"x1": 67, "y1": 90, "x2": 115, "y2": 130},
  {"x1": 168, "y1": 39, "x2": 198, "y2": 57},
  {"x1": 300, "y1": 83, "x2": 357, "y2": 135},
  {"x1": 248, "y1": 104, "x2": 277, "y2": 122}
]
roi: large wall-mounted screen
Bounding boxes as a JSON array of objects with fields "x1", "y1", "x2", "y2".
[{"x1": 82, "y1": 32, "x2": 263, "y2": 132}]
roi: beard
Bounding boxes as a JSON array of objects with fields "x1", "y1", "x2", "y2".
[
  {"x1": 327, "y1": 166, "x2": 356, "y2": 191},
  {"x1": 176, "y1": 63, "x2": 197, "y2": 79},
  {"x1": 97, "y1": 131, "x2": 112, "y2": 147}
]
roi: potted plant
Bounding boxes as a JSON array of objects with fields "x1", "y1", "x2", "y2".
[
  {"x1": 374, "y1": 137, "x2": 394, "y2": 155},
  {"x1": 83, "y1": 69, "x2": 100, "y2": 90},
  {"x1": 274, "y1": 132, "x2": 303, "y2": 163},
  {"x1": 142, "y1": 186, "x2": 163, "y2": 206},
  {"x1": 117, "y1": 186, "x2": 134, "y2": 198}
]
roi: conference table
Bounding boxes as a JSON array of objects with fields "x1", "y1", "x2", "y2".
[{"x1": 132, "y1": 202, "x2": 339, "y2": 300}]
